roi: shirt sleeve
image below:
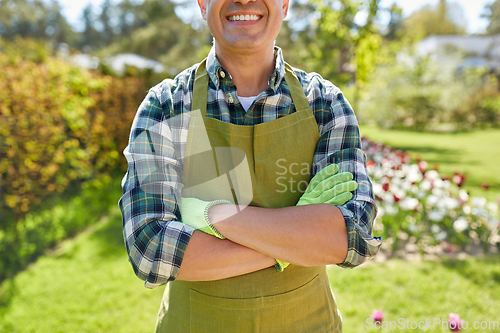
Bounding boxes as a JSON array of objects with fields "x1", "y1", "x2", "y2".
[
  {"x1": 118, "y1": 90, "x2": 194, "y2": 289},
  {"x1": 313, "y1": 88, "x2": 382, "y2": 268}
]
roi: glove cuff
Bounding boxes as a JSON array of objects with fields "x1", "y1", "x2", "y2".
[
  {"x1": 274, "y1": 258, "x2": 290, "y2": 272},
  {"x1": 204, "y1": 200, "x2": 232, "y2": 239}
]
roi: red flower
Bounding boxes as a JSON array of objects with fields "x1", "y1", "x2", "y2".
[
  {"x1": 383, "y1": 182, "x2": 390, "y2": 192},
  {"x1": 449, "y1": 313, "x2": 464, "y2": 332},
  {"x1": 481, "y1": 183, "x2": 490, "y2": 190},
  {"x1": 371, "y1": 310, "x2": 384, "y2": 324},
  {"x1": 418, "y1": 161, "x2": 428, "y2": 173},
  {"x1": 393, "y1": 194, "x2": 401, "y2": 202},
  {"x1": 452, "y1": 173, "x2": 466, "y2": 187}
]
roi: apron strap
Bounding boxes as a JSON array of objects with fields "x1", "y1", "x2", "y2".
[
  {"x1": 284, "y1": 62, "x2": 313, "y2": 117},
  {"x1": 191, "y1": 59, "x2": 314, "y2": 119},
  {"x1": 192, "y1": 59, "x2": 209, "y2": 117}
]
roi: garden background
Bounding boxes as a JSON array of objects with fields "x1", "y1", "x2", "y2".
[{"x1": 1, "y1": 0, "x2": 500, "y2": 332}]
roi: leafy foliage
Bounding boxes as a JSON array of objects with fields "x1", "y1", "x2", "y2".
[
  {"x1": 0, "y1": 0, "x2": 78, "y2": 46},
  {"x1": 0, "y1": 39, "x2": 147, "y2": 281},
  {"x1": 356, "y1": 45, "x2": 500, "y2": 131},
  {"x1": 98, "y1": 0, "x2": 211, "y2": 74},
  {"x1": 401, "y1": 0, "x2": 467, "y2": 42},
  {"x1": 278, "y1": 0, "x2": 385, "y2": 87},
  {"x1": 482, "y1": 0, "x2": 500, "y2": 35}
]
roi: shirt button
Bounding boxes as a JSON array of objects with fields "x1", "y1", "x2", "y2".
[
  {"x1": 220, "y1": 71, "x2": 225, "y2": 78},
  {"x1": 228, "y1": 96, "x2": 234, "y2": 103}
]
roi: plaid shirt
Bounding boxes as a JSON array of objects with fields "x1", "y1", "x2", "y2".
[{"x1": 119, "y1": 46, "x2": 382, "y2": 289}]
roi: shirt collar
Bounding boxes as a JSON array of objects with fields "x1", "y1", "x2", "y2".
[{"x1": 206, "y1": 45, "x2": 286, "y2": 92}]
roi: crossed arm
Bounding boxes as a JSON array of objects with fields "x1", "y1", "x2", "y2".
[
  {"x1": 176, "y1": 203, "x2": 348, "y2": 281},
  {"x1": 120, "y1": 89, "x2": 381, "y2": 289}
]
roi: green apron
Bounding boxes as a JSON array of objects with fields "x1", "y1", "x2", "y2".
[{"x1": 155, "y1": 60, "x2": 342, "y2": 332}]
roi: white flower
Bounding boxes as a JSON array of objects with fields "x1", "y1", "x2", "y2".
[
  {"x1": 408, "y1": 223, "x2": 418, "y2": 232},
  {"x1": 431, "y1": 188, "x2": 444, "y2": 196},
  {"x1": 383, "y1": 192, "x2": 395, "y2": 204},
  {"x1": 471, "y1": 197, "x2": 487, "y2": 208},
  {"x1": 392, "y1": 175, "x2": 403, "y2": 184},
  {"x1": 426, "y1": 170, "x2": 439, "y2": 181},
  {"x1": 394, "y1": 170, "x2": 405, "y2": 179},
  {"x1": 458, "y1": 189, "x2": 469, "y2": 202},
  {"x1": 431, "y1": 224, "x2": 441, "y2": 233},
  {"x1": 463, "y1": 204, "x2": 472, "y2": 215},
  {"x1": 393, "y1": 188, "x2": 406, "y2": 201},
  {"x1": 417, "y1": 190, "x2": 427, "y2": 199},
  {"x1": 384, "y1": 204, "x2": 399, "y2": 216},
  {"x1": 406, "y1": 165, "x2": 423, "y2": 183},
  {"x1": 444, "y1": 198, "x2": 459, "y2": 210},
  {"x1": 373, "y1": 169, "x2": 385, "y2": 179},
  {"x1": 420, "y1": 179, "x2": 432, "y2": 191},
  {"x1": 435, "y1": 231, "x2": 447, "y2": 241},
  {"x1": 399, "y1": 197, "x2": 419, "y2": 211},
  {"x1": 428, "y1": 210, "x2": 444, "y2": 222},
  {"x1": 433, "y1": 178, "x2": 444, "y2": 189},
  {"x1": 401, "y1": 181, "x2": 412, "y2": 191},
  {"x1": 488, "y1": 218, "x2": 499, "y2": 230},
  {"x1": 382, "y1": 161, "x2": 392, "y2": 169},
  {"x1": 410, "y1": 185, "x2": 419, "y2": 194},
  {"x1": 453, "y1": 217, "x2": 469, "y2": 232},
  {"x1": 426, "y1": 195, "x2": 440, "y2": 207},
  {"x1": 373, "y1": 183, "x2": 383, "y2": 196},
  {"x1": 487, "y1": 202, "x2": 498, "y2": 215}
]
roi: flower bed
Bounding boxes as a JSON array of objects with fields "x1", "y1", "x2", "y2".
[{"x1": 362, "y1": 137, "x2": 499, "y2": 255}]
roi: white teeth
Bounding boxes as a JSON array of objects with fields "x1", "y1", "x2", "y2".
[{"x1": 229, "y1": 14, "x2": 260, "y2": 21}]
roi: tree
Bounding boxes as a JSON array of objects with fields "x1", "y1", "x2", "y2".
[
  {"x1": 98, "y1": 0, "x2": 114, "y2": 46},
  {"x1": 101, "y1": 0, "x2": 211, "y2": 74},
  {"x1": 277, "y1": 0, "x2": 384, "y2": 87},
  {"x1": 403, "y1": 0, "x2": 466, "y2": 41},
  {"x1": 384, "y1": 4, "x2": 404, "y2": 41},
  {"x1": 79, "y1": 3, "x2": 99, "y2": 50},
  {"x1": 0, "y1": 0, "x2": 77, "y2": 46},
  {"x1": 482, "y1": 0, "x2": 500, "y2": 35}
]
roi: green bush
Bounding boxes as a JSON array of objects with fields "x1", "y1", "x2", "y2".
[
  {"x1": 0, "y1": 39, "x2": 148, "y2": 282},
  {"x1": 357, "y1": 51, "x2": 500, "y2": 131}
]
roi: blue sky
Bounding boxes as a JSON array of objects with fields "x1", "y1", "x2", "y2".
[{"x1": 57, "y1": 0, "x2": 493, "y2": 34}]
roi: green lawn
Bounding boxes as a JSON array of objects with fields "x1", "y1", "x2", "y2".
[
  {"x1": 360, "y1": 126, "x2": 500, "y2": 200},
  {"x1": 2, "y1": 127, "x2": 500, "y2": 332},
  {"x1": 1, "y1": 210, "x2": 500, "y2": 333}
]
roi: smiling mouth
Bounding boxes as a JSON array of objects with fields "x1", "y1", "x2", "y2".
[{"x1": 227, "y1": 14, "x2": 261, "y2": 21}]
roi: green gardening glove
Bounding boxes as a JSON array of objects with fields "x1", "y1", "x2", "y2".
[
  {"x1": 274, "y1": 164, "x2": 357, "y2": 272},
  {"x1": 183, "y1": 198, "x2": 289, "y2": 272},
  {"x1": 297, "y1": 163, "x2": 358, "y2": 206},
  {"x1": 181, "y1": 197, "x2": 231, "y2": 239},
  {"x1": 275, "y1": 259, "x2": 289, "y2": 272}
]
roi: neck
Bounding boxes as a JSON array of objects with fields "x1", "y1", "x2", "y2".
[{"x1": 214, "y1": 42, "x2": 276, "y2": 97}]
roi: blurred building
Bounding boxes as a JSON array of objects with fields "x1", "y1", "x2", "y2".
[
  {"x1": 71, "y1": 53, "x2": 100, "y2": 70},
  {"x1": 70, "y1": 52, "x2": 166, "y2": 75},
  {"x1": 417, "y1": 34, "x2": 500, "y2": 73},
  {"x1": 104, "y1": 53, "x2": 165, "y2": 76}
]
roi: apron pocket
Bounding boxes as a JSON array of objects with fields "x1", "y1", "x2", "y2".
[{"x1": 188, "y1": 275, "x2": 339, "y2": 333}]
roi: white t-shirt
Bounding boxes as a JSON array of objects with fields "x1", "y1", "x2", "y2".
[{"x1": 238, "y1": 95, "x2": 258, "y2": 112}]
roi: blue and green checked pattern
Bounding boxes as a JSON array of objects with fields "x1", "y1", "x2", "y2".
[{"x1": 119, "y1": 46, "x2": 382, "y2": 288}]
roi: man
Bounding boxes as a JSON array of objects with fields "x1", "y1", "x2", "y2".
[{"x1": 119, "y1": 0, "x2": 381, "y2": 331}]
